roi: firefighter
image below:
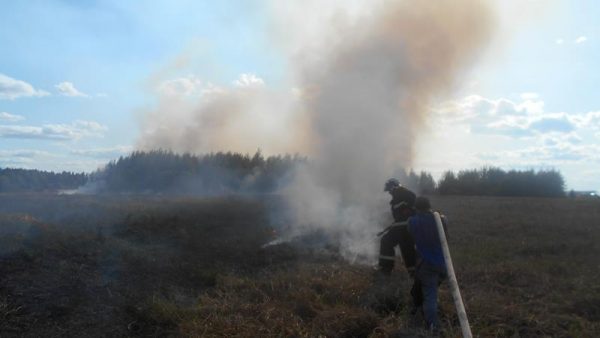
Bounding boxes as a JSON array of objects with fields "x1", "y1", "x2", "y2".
[
  {"x1": 408, "y1": 196, "x2": 448, "y2": 331},
  {"x1": 377, "y1": 178, "x2": 417, "y2": 276}
]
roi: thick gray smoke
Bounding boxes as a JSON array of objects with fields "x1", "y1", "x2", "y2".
[{"x1": 137, "y1": 0, "x2": 494, "y2": 262}]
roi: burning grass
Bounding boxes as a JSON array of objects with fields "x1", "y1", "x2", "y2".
[{"x1": 0, "y1": 193, "x2": 599, "y2": 337}]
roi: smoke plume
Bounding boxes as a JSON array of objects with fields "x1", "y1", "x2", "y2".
[{"x1": 137, "y1": 0, "x2": 494, "y2": 261}]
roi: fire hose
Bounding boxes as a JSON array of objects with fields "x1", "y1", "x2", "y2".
[
  {"x1": 376, "y1": 220, "x2": 408, "y2": 237},
  {"x1": 433, "y1": 211, "x2": 472, "y2": 338}
]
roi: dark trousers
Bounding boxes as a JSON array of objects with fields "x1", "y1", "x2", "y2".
[
  {"x1": 412, "y1": 261, "x2": 447, "y2": 329},
  {"x1": 378, "y1": 224, "x2": 416, "y2": 274},
  {"x1": 411, "y1": 278, "x2": 423, "y2": 308}
]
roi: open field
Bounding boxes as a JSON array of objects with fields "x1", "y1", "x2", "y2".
[{"x1": 0, "y1": 193, "x2": 599, "y2": 337}]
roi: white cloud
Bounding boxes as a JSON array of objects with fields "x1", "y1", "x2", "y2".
[
  {"x1": 574, "y1": 36, "x2": 588, "y2": 44},
  {"x1": 482, "y1": 115, "x2": 531, "y2": 137},
  {"x1": 566, "y1": 134, "x2": 583, "y2": 144},
  {"x1": 435, "y1": 94, "x2": 596, "y2": 139},
  {"x1": 55, "y1": 81, "x2": 89, "y2": 97},
  {"x1": 480, "y1": 113, "x2": 579, "y2": 137},
  {"x1": 157, "y1": 73, "x2": 265, "y2": 97},
  {"x1": 233, "y1": 73, "x2": 265, "y2": 88},
  {"x1": 555, "y1": 38, "x2": 564, "y2": 45},
  {"x1": 0, "y1": 120, "x2": 107, "y2": 140},
  {"x1": 158, "y1": 75, "x2": 203, "y2": 97},
  {"x1": 198, "y1": 82, "x2": 225, "y2": 96},
  {"x1": 0, "y1": 112, "x2": 25, "y2": 122},
  {"x1": 0, "y1": 73, "x2": 49, "y2": 100},
  {"x1": 572, "y1": 111, "x2": 600, "y2": 130},
  {"x1": 518, "y1": 98, "x2": 544, "y2": 115},
  {"x1": 434, "y1": 94, "x2": 544, "y2": 126},
  {"x1": 434, "y1": 95, "x2": 495, "y2": 122}
]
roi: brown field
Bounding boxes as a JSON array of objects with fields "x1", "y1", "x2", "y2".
[{"x1": 0, "y1": 193, "x2": 598, "y2": 337}]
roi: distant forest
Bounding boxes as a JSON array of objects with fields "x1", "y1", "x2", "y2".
[
  {"x1": 1, "y1": 151, "x2": 566, "y2": 197},
  {"x1": 89, "y1": 150, "x2": 305, "y2": 194},
  {"x1": 437, "y1": 167, "x2": 566, "y2": 197},
  {"x1": 0, "y1": 168, "x2": 86, "y2": 193}
]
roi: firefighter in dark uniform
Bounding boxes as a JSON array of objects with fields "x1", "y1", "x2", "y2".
[
  {"x1": 378, "y1": 178, "x2": 417, "y2": 276},
  {"x1": 408, "y1": 196, "x2": 449, "y2": 330}
]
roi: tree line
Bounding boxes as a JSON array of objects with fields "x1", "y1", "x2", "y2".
[
  {"x1": 94, "y1": 152, "x2": 565, "y2": 197},
  {"x1": 1, "y1": 151, "x2": 566, "y2": 197},
  {"x1": 90, "y1": 150, "x2": 305, "y2": 194},
  {"x1": 436, "y1": 167, "x2": 565, "y2": 197},
  {"x1": 0, "y1": 168, "x2": 86, "y2": 193}
]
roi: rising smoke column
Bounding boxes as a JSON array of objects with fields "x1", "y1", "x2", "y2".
[
  {"x1": 137, "y1": 0, "x2": 494, "y2": 260},
  {"x1": 280, "y1": 0, "x2": 494, "y2": 260}
]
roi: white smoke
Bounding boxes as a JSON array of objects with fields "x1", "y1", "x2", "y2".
[
  {"x1": 137, "y1": 75, "x2": 310, "y2": 155},
  {"x1": 137, "y1": 0, "x2": 494, "y2": 262},
  {"x1": 274, "y1": 0, "x2": 494, "y2": 262}
]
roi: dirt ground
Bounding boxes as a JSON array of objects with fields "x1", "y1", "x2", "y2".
[{"x1": 0, "y1": 193, "x2": 598, "y2": 337}]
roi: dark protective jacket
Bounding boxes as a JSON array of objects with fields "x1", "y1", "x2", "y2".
[
  {"x1": 408, "y1": 211, "x2": 449, "y2": 268},
  {"x1": 378, "y1": 186, "x2": 418, "y2": 273},
  {"x1": 389, "y1": 186, "x2": 416, "y2": 222}
]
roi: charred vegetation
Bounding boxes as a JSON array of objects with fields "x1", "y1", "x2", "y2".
[{"x1": 0, "y1": 193, "x2": 598, "y2": 336}]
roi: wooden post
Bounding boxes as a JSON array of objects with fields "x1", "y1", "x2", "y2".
[{"x1": 433, "y1": 212, "x2": 472, "y2": 338}]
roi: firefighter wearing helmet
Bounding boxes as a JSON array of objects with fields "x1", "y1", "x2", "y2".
[{"x1": 378, "y1": 178, "x2": 417, "y2": 276}]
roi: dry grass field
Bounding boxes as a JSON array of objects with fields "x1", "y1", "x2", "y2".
[{"x1": 0, "y1": 193, "x2": 598, "y2": 337}]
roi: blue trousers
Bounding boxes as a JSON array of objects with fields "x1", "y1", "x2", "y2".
[{"x1": 414, "y1": 261, "x2": 447, "y2": 329}]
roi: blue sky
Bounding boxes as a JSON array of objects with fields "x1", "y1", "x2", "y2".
[{"x1": 1, "y1": 1, "x2": 599, "y2": 190}]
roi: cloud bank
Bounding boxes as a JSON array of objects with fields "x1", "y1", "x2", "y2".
[
  {"x1": 0, "y1": 112, "x2": 25, "y2": 122},
  {"x1": 436, "y1": 94, "x2": 600, "y2": 139},
  {"x1": 0, "y1": 73, "x2": 49, "y2": 100}
]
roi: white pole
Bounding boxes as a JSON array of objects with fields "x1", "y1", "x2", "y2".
[{"x1": 433, "y1": 211, "x2": 472, "y2": 338}]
